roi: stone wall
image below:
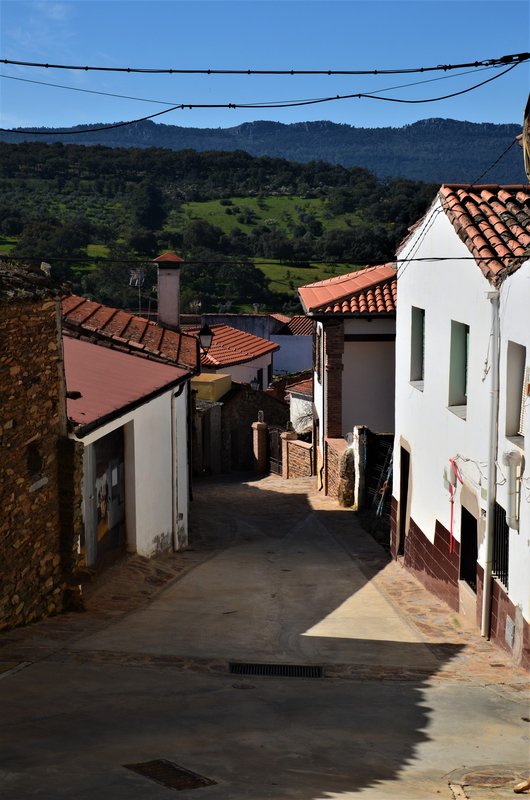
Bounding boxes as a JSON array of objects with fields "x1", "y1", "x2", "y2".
[
  {"x1": 285, "y1": 439, "x2": 313, "y2": 478},
  {"x1": 0, "y1": 295, "x2": 73, "y2": 631}
]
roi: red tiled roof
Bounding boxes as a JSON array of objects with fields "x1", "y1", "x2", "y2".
[
  {"x1": 270, "y1": 312, "x2": 291, "y2": 324},
  {"x1": 63, "y1": 337, "x2": 188, "y2": 432},
  {"x1": 439, "y1": 184, "x2": 530, "y2": 283},
  {"x1": 286, "y1": 378, "x2": 313, "y2": 398},
  {"x1": 62, "y1": 295, "x2": 198, "y2": 371},
  {"x1": 153, "y1": 252, "x2": 184, "y2": 264},
  {"x1": 184, "y1": 323, "x2": 279, "y2": 368},
  {"x1": 276, "y1": 316, "x2": 314, "y2": 336},
  {"x1": 298, "y1": 264, "x2": 397, "y2": 315}
]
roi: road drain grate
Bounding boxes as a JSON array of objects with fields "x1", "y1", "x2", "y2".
[
  {"x1": 229, "y1": 662, "x2": 323, "y2": 678},
  {"x1": 124, "y1": 759, "x2": 216, "y2": 791}
]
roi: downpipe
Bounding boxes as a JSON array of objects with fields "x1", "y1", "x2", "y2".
[
  {"x1": 481, "y1": 290, "x2": 500, "y2": 638},
  {"x1": 171, "y1": 382, "x2": 186, "y2": 552},
  {"x1": 502, "y1": 449, "x2": 522, "y2": 530}
]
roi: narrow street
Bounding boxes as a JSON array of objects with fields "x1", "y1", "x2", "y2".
[{"x1": 0, "y1": 475, "x2": 528, "y2": 800}]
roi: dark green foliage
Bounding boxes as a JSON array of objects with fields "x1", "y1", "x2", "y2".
[{"x1": 0, "y1": 139, "x2": 440, "y2": 309}]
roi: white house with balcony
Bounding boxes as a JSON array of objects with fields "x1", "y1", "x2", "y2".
[{"x1": 392, "y1": 183, "x2": 530, "y2": 669}]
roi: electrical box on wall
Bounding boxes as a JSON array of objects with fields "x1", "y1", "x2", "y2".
[{"x1": 443, "y1": 465, "x2": 457, "y2": 491}]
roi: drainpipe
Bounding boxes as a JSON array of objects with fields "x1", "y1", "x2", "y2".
[
  {"x1": 171, "y1": 382, "x2": 186, "y2": 552},
  {"x1": 481, "y1": 289, "x2": 500, "y2": 638},
  {"x1": 502, "y1": 449, "x2": 522, "y2": 530}
]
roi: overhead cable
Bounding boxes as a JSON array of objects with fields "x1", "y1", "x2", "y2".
[
  {"x1": 0, "y1": 63, "x2": 501, "y2": 108},
  {"x1": 0, "y1": 62, "x2": 521, "y2": 136},
  {"x1": 1, "y1": 51, "x2": 528, "y2": 75}
]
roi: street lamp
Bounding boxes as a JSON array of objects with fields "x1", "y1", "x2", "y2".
[{"x1": 199, "y1": 323, "x2": 214, "y2": 355}]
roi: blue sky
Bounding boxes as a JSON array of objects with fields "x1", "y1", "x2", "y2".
[{"x1": 0, "y1": 0, "x2": 528, "y2": 131}]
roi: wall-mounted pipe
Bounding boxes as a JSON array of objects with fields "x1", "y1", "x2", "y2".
[
  {"x1": 481, "y1": 290, "x2": 500, "y2": 639},
  {"x1": 502, "y1": 449, "x2": 522, "y2": 530}
]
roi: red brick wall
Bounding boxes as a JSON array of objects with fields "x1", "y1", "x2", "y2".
[
  {"x1": 324, "y1": 321, "x2": 344, "y2": 438},
  {"x1": 325, "y1": 437, "x2": 347, "y2": 498},
  {"x1": 286, "y1": 439, "x2": 313, "y2": 478},
  {"x1": 404, "y1": 517, "x2": 460, "y2": 611}
]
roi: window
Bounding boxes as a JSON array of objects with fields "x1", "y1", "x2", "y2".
[
  {"x1": 505, "y1": 341, "x2": 527, "y2": 441},
  {"x1": 448, "y1": 320, "x2": 470, "y2": 417},
  {"x1": 460, "y1": 507, "x2": 478, "y2": 592},
  {"x1": 492, "y1": 501, "x2": 509, "y2": 590},
  {"x1": 410, "y1": 306, "x2": 425, "y2": 388}
]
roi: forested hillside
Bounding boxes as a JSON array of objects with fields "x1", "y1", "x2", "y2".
[
  {"x1": 0, "y1": 118, "x2": 524, "y2": 183},
  {"x1": 0, "y1": 141, "x2": 437, "y2": 312}
]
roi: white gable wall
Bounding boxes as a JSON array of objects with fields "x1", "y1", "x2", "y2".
[
  {"x1": 395, "y1": 196, "x2": 530, "y2": 624},
  {"x1": 394, "y1": 201, "x2": 493, "y2": 559}
]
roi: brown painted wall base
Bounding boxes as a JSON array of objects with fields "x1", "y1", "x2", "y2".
[
  {"x1": 391, "y1": 499, "x2": 530, "y2": 670},
  {"x1": 404, "y1": 516, "x2": 460, "y2": 612}
]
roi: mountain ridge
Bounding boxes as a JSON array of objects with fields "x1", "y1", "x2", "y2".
[{"x1": 1, "y1": 117, "x2": 525, "y2": 184}]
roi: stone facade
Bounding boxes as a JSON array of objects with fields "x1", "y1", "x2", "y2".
[{"x1": 0, "y1": 280, "x2": 74, "y2": 631}]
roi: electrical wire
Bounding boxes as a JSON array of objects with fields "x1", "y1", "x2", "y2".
[
  {"x1": 468, "y1": 137, "x2": 519, "y2": 187},
  {"x1": 1, "y1": 52, "x2": 527, "y2": 75},
  {"x1": 0, "y1": 63, "x2": 501, "y2": 108},
  {"x1": 0, "y1": 62, "x2": 522, "y2": 135}
]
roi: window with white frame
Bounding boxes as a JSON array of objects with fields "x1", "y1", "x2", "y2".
[
  {"x1": 506, "y1": 341, "x2": 528, "y2": 440},
  {"x1": 410, "y1": 306, "x2": 425, "y2": 388},
  {"x1": 448, "y1": 320, "x2": 469, "y2": 415}
]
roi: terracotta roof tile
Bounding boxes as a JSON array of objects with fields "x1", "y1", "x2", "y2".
[
  {"x1": 64, "y1": 336, "x2": 188, "y2": 433},
  {"x1": 439, "y1": 184, "x2": 530, "y2": 283},
  {"x1": 275, "y1": 316, "x2": 314, "y2": 336},
  {"x1": 286, "y1": 378, "x2": 313, "y2": 397},
  {"x1": 62, "y1": 295, "x2": 198, "y2": 370},
  {"x1": 298, "y1": 264, "x2": 397, "y2": 316},
  {"x1": 190, "y1": 324, "x2": 279, "y2": 368}
]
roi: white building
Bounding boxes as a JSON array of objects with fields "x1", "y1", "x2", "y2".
[
  {"x1": 299, "y1": 265, "x2": 397, "y2": 499},
  {"x1": 393, "y1": 183, "x2": 530, "y2": 668},
  {"x1": 63, "y1": 335, "x2": 191, "y2": 569}
]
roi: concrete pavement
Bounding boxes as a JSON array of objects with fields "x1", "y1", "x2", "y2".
[{"x1": 0, "y1": 474, "x2": 528, "y2": 799}]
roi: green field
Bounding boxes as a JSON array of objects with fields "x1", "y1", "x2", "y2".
[
  {"x1": 169, "y1": 195, "x2": 359, "y2": 237},
  {"x1": 255, "y1": 259, "x2": 358, "y2": 293}
]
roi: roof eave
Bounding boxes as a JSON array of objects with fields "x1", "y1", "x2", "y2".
[{"x1": 69, "y1": 371, "x2": 190, "y2": 439}]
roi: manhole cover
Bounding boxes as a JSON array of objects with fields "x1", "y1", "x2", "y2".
[
  {"x1": 124, "y1": 759, "x2": 216, "y2": 791},
  {"x1": 229, "y1": 662, "x2": 323, "y2": 678},
  {"x1": 449, "y1": 765, "x2": 530, "y2": 789}
]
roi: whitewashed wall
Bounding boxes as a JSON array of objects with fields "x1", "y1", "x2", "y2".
[
  {"x1": 75, "y1": 384, "x2": 189, "y2": 557},
  {"x1": 270, "y1": 334, "x2": 312, "y2": 374},
  {"x1": 203, "y1": 353, "x2": 273, "y2": 387},
  {"x1": 497, "y1": 260, "x2": 530, "y2": 619},
  {"x1": 342, "y1": 317, "x2": 395, "y2": 434},
  {"x1": 290, "y1": 394, "x2": 313, "y2": 432},
  {"x1": 394, "y1": 197, "x2": 530, "y2": 620}
]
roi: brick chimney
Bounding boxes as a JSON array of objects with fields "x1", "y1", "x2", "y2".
[{"x1": 153, "y1": 252, "x2": 184, "y2": 330}]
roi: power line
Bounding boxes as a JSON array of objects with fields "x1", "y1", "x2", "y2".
[
  {"x1": 469, "y1": 137, "x2": 519, "y2": 187},
  {"x1": 0, "y1": 63, "x2": 501, "y2": 108},
  {"x1": 1, "y1": 51, "x2": 528, "y2": 75},
  {"x1": 0, "y1": 62, "x2": 521, "y2": 136}
]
